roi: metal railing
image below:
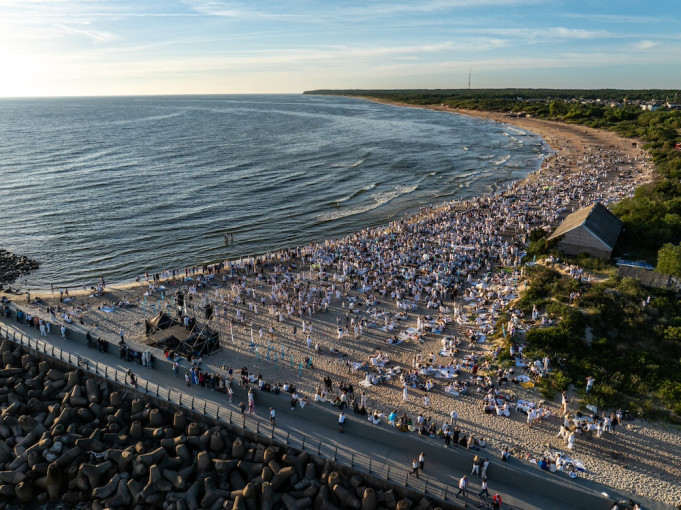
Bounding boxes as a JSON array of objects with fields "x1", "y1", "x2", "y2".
[{"x1": 0, "y1": 323, "x2": 524, "y2": 509}]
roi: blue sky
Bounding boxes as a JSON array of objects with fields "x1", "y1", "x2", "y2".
[{"x1": 1, "y1": 0, "x2": 679, "y2": 96}]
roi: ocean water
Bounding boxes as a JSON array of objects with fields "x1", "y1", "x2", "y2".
[{"x1": 0, "y1": 95, "x2": 548, "y2": 288}]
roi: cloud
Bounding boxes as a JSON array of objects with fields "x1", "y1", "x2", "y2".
[
  {"x1": 451, "y1": 26, "x2": 611, "y2": 41},
  {"x1": 181, "y1": 0, "x2": 331, "y2": 22},
  {"x1": 563, "y1": 13, "x2": 664, "y2": 24},
  {"x1": 634, "y1": 40, "x2": 658, "y2": 50},
  {"x1": 348, "y1": 0, "x2": 541, "y2": 16},
  {"x1": 54, "y1": 23, "x2": 118, "y2": 42}
]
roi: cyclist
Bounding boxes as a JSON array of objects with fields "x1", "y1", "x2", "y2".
[{"x1": 492, "y1": 493, "x2": 502, "y2": 509}]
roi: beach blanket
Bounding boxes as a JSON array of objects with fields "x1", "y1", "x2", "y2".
[
  {"x1": 369, "y1": 357, "x2": 389, "y2": 367},
  {"x1": 101, "y1": 306, "x2": 115, "y2": 313},
  {"x1": 516, "y1": 399, "x2": 535, "y2": 413}
]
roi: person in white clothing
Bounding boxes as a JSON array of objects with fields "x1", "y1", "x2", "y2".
[
  {"x1": 481, "y1": 458, "x2": 490, "y2": 478},
  {"x1": 450, "y1": 410, "x2": 458, "y2": 426},
  {"x1": 338, "y1": 411, "x2": 346, "y2": 432}
]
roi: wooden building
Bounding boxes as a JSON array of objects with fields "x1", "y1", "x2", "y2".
[{"x1": 548, "y1": 203, "x2": 622, "y2": 259}]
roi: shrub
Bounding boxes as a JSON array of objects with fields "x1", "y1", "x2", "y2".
[{"x1": 657, "y1": 243, "x2": 681, "y2": 276}]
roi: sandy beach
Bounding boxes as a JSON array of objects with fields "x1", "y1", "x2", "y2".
[{"x1": 5, "y1": 108, "x2": 680, "y2": 508}]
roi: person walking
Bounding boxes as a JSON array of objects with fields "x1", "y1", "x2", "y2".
[
  {"x1": 338, "y1": 411, "x2": 346, "y2": 433},
  {"x1": 239, "y1": 401, "x2": 246, "y2": 415},
  {"x1": 126, "y1": 369, "x2": 137, "y2": 388},
  {"x1": 560, "y1": 390, "x2": 568, "y2": 415},
  {"x1": 455, "y1": 475, "x2": 468, "y2": 498},
  {"x1": 411, "y1": 458, "x2": 420, "y2": 477},
  {"x1": 471, "y1": 455, "x2": 480, "y2": 476},
  {"x1": 478, "y1": 478, "x2": 489, "y2": 498},
  {"x1": 418, "y1": 452, "x2": 425, "y2": 472},
  {"x1": 586, "y1": 376, "x2": 595, "y2": 394},
  {"x1": 269, "y1": 408, "x2": 276, "y2": 426},
  {"x1": 248, "y1": 389, "x2": 255, "y2": 414},
  {"x1": 481, "y1": 458, "x2": 490, "y2": 479},
  {"x1": 172, "y1": 361, "x2": 179, "y2": 377},
  {"x1": 185, "y1": 371, "x2": 190, "y2": 386}
]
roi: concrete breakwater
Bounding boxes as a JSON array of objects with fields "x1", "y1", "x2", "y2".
[{"x1": 0, "y1": 337, "x2": 449, "y2": 510}]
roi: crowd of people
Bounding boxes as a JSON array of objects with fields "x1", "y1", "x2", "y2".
[{"x1": 3, "y1": 121, "x2": 658, "y2": 508}]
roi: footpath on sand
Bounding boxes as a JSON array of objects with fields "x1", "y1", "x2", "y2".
[{"x1": 1, "y1": 315, "x2": 672, "y2": 510}]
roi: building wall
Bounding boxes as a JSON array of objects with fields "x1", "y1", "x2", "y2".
[{"x1": 557, "y1": 226, "x2": 612, "y2": 258}]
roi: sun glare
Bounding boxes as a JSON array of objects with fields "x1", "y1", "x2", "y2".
[{"x1": 0, "y1": 53, "x2": 43, "y2": 97}]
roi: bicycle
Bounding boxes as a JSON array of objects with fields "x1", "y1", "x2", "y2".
[
  {"x1": 475, "y1": 494, "x2": 505, "y2": 509},
  {"x1": 475, "y1": 496, "x2": 497, "y2": 509}
]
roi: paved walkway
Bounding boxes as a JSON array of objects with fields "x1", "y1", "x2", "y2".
[{"x1": 0, "y1": 309, "x2": 669, "y2": 510}]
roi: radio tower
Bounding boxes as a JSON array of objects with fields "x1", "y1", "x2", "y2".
[{"x1": 468, "y1": 68, "x2": 471, "y2": 89}]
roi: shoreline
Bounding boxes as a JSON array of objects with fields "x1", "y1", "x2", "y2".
[
  {"x1": 3, "y1": 105, "x2": 679, "y2": 507},
  {"x1": 9, "y1": 103, "x2": 553, "y2": 295}
]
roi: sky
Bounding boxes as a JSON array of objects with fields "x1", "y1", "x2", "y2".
[{"x1": 1, "y1": 0, "x2": 679, "y2": 97}]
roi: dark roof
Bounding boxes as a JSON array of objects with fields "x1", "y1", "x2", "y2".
[{"x1": 548, "y1": 203, "x2": 622, "y2": 250}]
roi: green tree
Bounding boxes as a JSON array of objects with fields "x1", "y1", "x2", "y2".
[{"x1": 657, "y1": 243, "x2": 681, "y2": 276}]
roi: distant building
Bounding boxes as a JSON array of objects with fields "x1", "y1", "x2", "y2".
[{"x1": 548, "y1": 203, "x2": 622, "y2": 259}]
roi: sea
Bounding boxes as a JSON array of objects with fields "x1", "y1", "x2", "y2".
[{"x1": 0, "y1": 94, "x2": 549, "y2": 289}]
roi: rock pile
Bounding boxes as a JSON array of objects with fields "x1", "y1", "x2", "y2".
[
  {"x1": 0, "y1": 249, "x2": 39, "y2": 286},
  {"x1": 0, "y1": 339, "x2": 445, "y2": 510}
]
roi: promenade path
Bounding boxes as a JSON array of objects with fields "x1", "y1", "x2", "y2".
[{"x1": 0, "y1": 307, "x2": 670, "y2": 510}]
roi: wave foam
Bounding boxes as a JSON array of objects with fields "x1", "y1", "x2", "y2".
[
  {"x1": 330, "y1": 158, "x2": 365, "y2": 169},
  {"x1": 320, "y1": 184, "x2": 418, "y2": 222},
  {"x1": 494, "y1": 154, "x2": 511, "y2": 166}
]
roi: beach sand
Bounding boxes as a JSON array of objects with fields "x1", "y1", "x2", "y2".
[{"x1": 5, "y1": 108, "x2": 679, "y2": 507}]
